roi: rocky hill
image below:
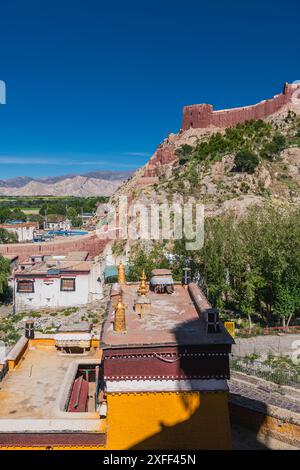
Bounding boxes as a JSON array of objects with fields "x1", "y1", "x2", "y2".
[
  {"x1": 111, "y1": 83, "x2": 300, "y2": 217},
  {"x1": 0, "y1": 170, "x2": 132, "y2": 197}
]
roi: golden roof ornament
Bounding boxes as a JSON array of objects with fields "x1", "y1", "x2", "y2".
[
  {"x1": 113, "y1": 295, "x2": 126, "y2": 333},
  {"x1": 135, "y1": 270, "x2": 150, "y2": 319},
  {"x1": 138, "y1": 270, "x2": 148, "y2": 296},
  {"x1": 118, "y1": 262, "x2": 126, "y2": 285}
]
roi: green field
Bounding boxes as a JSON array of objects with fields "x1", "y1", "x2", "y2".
[
  {"x1": 0, "y1": 196, "x2": 109, "y2": 227},
  {"x1": 0, "y1": 195, "x2": 108, "y2": 209}
]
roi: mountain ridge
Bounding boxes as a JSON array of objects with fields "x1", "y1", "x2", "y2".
[{"x1": 0, "y1": 170, "x2": 133, "y2": 196}]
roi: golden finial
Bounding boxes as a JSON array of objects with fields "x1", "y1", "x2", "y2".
[
  {"x1": 118, "y1": 262, "x2": 126, "y2": 285},
  {"x1": 113, "y1": 295, "x2": 126, "y2": 333},
  {"x1": 138, "y1": 270, "x2": 148, "y2": 296}
]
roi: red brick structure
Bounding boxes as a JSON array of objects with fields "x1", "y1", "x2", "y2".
[{"x1": 182, "y1": 83, "x2": 300, "y2": 130}]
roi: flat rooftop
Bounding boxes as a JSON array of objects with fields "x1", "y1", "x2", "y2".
[
  {"x1": 0, "y1": 346, "x2": 75, "y2": 420},
  {"x1": 101, "y1": 283, "x2": 233, "y2": 348},
  {"x1": 15, "y1": 260, "x2": 92, "y2": 275},
  {"x1": 0, "y1": 344, "x2": 103, "y2": 434}
]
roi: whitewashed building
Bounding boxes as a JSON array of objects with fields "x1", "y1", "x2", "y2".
[
  {"x1": 44, "y1": 219, "x2": 71, "y2": 231},
  {"x1": 0, "y1": 222, "x2": 38, "y2": 242},
  {"x1": 14, "y1": 252, "x2": 103, "y2": 312}
]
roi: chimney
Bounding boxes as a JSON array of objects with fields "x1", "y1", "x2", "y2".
[
  {"x1": 117, "y1": 262, "x2": 126, "y2": 285},
  {"x1": 25, "y1": 319, "x2": 35, "y2": 339},
  {"x1": 182, "y1": 267, "x2": 191, "y2": 288},
  {"x1": 206, "y1": 308, "x2": 220, "y2": 334},
  {"x1": 113, "y1": 295, "x2": 126, "y2": 333}
]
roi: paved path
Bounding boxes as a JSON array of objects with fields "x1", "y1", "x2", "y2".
[
  {"x1": 229, "y1": 380, "x2": 300, "y2": 414},
  {"x1": 232, "y1": 334, "x2": 300, "y2": 359}
]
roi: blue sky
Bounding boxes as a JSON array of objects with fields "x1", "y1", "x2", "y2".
[{"x1": 0, "y1": 0, "x2": 299, "y2": 179}]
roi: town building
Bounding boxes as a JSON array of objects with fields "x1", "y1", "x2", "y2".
[
  {"x1": 13, "y1": 251, "x2": 103, "y2": 312},
  {"x1": 0, "y1": 266, "x2": 234, "y2": 449},
  {"x1": 44, "y1": 219, "x2": 71, "y2": 231},
  {"x1": 0, "y1": 222, "x2": 38, "y2": 242}
]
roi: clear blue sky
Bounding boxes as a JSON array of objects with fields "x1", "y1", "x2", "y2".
[{"x1": 0, "y1": 0, "x2": 299, "y2": 179}]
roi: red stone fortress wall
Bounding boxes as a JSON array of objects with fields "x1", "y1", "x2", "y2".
[
  {"x1": 0, "y1": 233, "x2": 107, "y2": 262},
  {"x1": 182, "y1": 83, "x2": 300, "y2": 131}
]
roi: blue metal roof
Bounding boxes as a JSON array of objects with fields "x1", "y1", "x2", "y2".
[{"x1": 104, "y1": 265, "x2": 129, "y2": 279}]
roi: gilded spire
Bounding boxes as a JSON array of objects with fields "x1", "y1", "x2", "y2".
[
  {"x1": 138, "y1": 270, "x2": 148, "y2": 296},
  {"x1": 118, "y1": 262, "x2": 126, "y2": 285},
  {"x1": 113, "y1": 295, "x2": 126, "y2": 333}
]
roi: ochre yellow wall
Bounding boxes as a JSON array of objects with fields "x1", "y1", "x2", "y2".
[
  {"x1": 106, "y1": 391, "x2": 232, "y2": 450},
  {"x1": 0, "y1": 392, "x2": 231, "y2": 450}
]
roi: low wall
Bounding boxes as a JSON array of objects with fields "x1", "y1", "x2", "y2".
[
  {"x1": 0, "y1": 234, "x2": 107, "y2": 261},
  {"x1": 229, "y1": 402, "x2": 300, "y2": 447},
  {"x1": 6, "y1": 336, "x2": 29, "y2": 370},
  {"x1": 229, "y1": 391, "x2": 300, "y2": 447}
]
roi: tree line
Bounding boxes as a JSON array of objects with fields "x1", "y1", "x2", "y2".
[{"x1": 127, "y1": 204, "x2": 300, "y2": 328}]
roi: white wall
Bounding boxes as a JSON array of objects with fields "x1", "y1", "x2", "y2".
[
  {"x1": 15, "y1": 271, "x2": 102, "y2": 312},
  {"x1": 6, "y1": 226, "x2": 35, "y2": 242}
]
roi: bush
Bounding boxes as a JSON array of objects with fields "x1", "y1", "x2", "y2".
[
  {"x1": 261, "y1": 134, "x2": 286, "y2": 161},
  {"x1": 234, "y1": 150, "x2": 259, "y2": 173}
]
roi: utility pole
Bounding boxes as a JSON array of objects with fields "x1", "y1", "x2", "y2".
[{"x1": 45, "y1": 204, "x2": 48, "y2": 230}]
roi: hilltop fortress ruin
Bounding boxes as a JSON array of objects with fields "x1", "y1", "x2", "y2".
[
  {"x1": 142, "y1": 82, "x2": 300, "y2": 179},
  {"x1": 182, "y1": 83, "x2": 300, "y2": 130}
]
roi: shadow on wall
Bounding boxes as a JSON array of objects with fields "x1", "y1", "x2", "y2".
[
  {"x1": 229, "y1": 394, "x2": 285, "y2": 450},
  {"x1": 129, "y1": 318, "x2": 269, "y2": 450}
]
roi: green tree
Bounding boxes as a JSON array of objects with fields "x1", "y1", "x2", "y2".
[
  {"x1": 0, "y1": 255, "x2": 11, "y2": 301},
  {"x1": 128, "y1": 243, "x2": 170, "y2": 281},
  {"x1": 0, "y1": 207, "x2": 12, "y2": 223},
  {"x1": 0, "y1": 228, "x2": 18, "y2": 244}
]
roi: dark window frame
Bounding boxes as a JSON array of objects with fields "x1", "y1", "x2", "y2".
[
  {"x1": 60, "y1": 277, "x2": 76, "y2": 292},
  {"x1": 17, "y1": 280, "x2": 34, "y2": 293}
]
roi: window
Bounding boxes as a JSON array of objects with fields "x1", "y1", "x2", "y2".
[
  {"x1": 17, "y1": 280, "x2": 34, "y2": 293},
  {"x1": 61, "y1": 278, "x2": 76, "y2": 292}
]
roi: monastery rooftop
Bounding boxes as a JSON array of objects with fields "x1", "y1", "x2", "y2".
[{"x1": 101, "y1": 283, "x2": 234, "y2": 348}]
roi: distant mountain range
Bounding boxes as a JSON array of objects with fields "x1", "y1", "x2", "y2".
[{"x1": 0, "y1": 170, "x2": 133, "y2": 197}]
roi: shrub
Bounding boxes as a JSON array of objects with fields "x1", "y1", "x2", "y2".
[{"x1": 234, "y1": 150, "x2": 259, "y2": 173}]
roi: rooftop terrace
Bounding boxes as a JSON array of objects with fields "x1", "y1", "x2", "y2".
[
  {"x1": 0, "y1": 343, "x2": 103, "y2": 434},
  {"x1": 101, "y1": 283, "x2": 233, "y2": 348}
]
